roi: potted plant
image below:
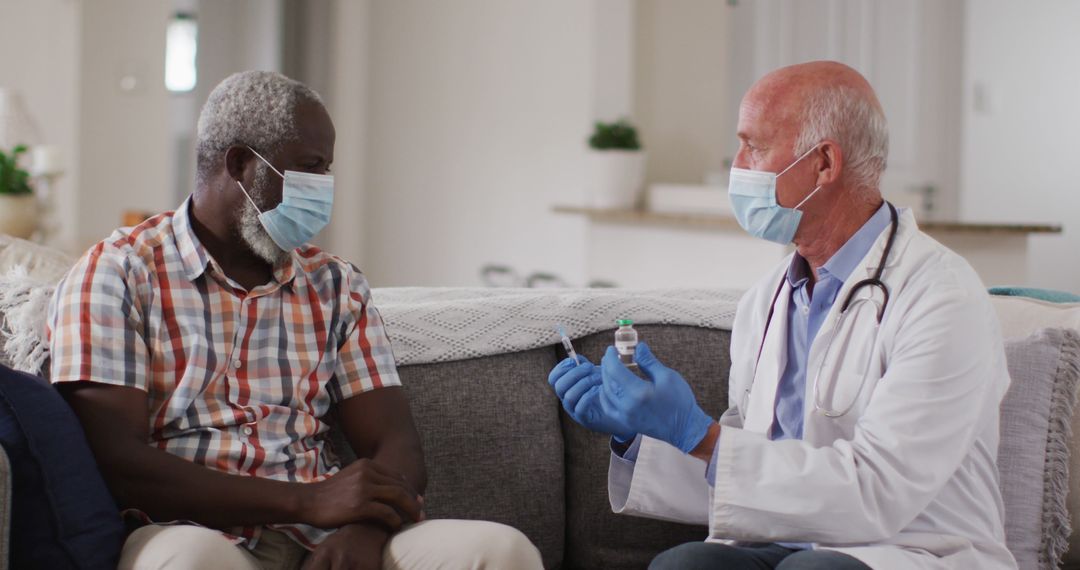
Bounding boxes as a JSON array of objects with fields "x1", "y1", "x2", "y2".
[
  {"x1": 0, "y1": 145, "x2": 39, "y2": 239},
  {"x1": 585, "y1": 119, "x2": 645, "y2": 209}
]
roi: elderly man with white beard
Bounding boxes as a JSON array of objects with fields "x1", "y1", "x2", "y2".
[{"x1": 48, "y1": 71, "x2": 542, "y2": 570}]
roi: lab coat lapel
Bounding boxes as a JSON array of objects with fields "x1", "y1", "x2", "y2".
[
  {"x1": 743, "y1": 280, "x2": 791, "y2": 434},
  {"x1": 806, "y1": 207, "x2": 910, "y2": 377},
  {"x1": 802, "y1": 208, "x2": 919, "y2": 440}
]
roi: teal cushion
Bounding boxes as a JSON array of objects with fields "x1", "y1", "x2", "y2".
[{"x1": 0, "y1": 365, "x2": 124, "y2": 569}]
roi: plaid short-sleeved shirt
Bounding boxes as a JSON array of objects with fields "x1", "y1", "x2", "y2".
[{"x1": 47, "y1": 197, "x2": 401, "y2": 549}]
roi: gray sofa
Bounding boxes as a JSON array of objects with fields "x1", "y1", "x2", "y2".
[
  {"x1": 1, "y1": 230, "x2": 1078, "y2": 569},
  {"x1": 344, "y1": 324, "x2": 733, "y2": 569},
  {"x1": 2, "y1": 313, "x2": 1080, "y2": 568},
  {"x1": 0, "y1": 321, "x2": 727, "y2": 570}
]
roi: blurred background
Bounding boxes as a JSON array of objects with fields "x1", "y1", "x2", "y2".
[{"x1": 0, "y1": 0, "x2": 1076, "y2": 291}]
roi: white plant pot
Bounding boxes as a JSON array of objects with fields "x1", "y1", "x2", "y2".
[
  {"x1": 585, "y1": 149, "x2": 645, "y2": 209},
  {"x1": 0, "y1": 194, "x2": 39, "y2": 239}
]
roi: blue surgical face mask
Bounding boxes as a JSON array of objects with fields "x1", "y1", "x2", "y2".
[
  {"x1": 728, "y1": 145, "x2": 823, "y2": 244},
  {"x1": 235, "y1": 147, "x2": 334, "y2": 252}
]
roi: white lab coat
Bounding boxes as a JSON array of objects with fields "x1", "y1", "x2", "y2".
[{"x1": 608, "y1": 210, "x2": 1017, "y2": 569}]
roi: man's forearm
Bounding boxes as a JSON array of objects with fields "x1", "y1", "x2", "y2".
[
  {"x1": 338, "y1": 387, "x2": 428, "y2": 497},
  {"x1": 100, "y1": 442, "x2": 311, "y2": 529},
  {"x1": 372, "y1": 433, "x2": 428, "y2": 496},
  {"x1": 61, "y1": 383, "x2": 315, "y2": 529}
]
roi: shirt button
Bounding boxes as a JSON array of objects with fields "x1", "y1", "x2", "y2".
[
  {"x1": 802, "y1": 306, "x2": 810, "y2": 315},
  {"x1": 232, "y1": 359, "x2": 242, "y2": 369},
  {"x1": 242, "y1": 425, "x2": 254, "y2": 436}
]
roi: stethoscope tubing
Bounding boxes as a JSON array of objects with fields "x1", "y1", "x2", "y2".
[{"x1": 746, "y1": 202, "x2": 899, "y2": 420}]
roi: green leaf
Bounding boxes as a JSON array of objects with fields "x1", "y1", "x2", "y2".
[
  {"x1": 0, "y1": 145, "x2": 34, "y2": 195},
  {"x1": 587, "y1": 119, "x2": 642, "y2": 151}
]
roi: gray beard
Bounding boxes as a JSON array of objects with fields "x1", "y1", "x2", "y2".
[{"x1": 239, "y1": 163, "x2": 289, "y2": 266}]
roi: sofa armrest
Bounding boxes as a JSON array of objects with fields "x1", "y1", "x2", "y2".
[{"x1": 0, "y1": 445, "x2": 10, "y2": 570}]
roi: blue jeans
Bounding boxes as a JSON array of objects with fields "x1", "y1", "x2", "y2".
[{"x1": 649, "y1": 542, "x2": 872, "y2": 570}]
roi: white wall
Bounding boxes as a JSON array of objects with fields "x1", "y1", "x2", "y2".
[
  {"x1": 79, "y1": 0, "x2": 172, "y2": 247},
  {"x1": 363, "y1": 0, "x2": 594, "y2": 287},
  {"x1": 960, "y1": 0, "x2": 1080, "y2": 291},
  {"x1": 634, "y1": 0, "x2": 730, "y2": 186},
  {"x1": 593, "y1": 0, "x2": 635, "y2": 120},
  {"x1": 321, "y1": 0, "x2": 371, "y2": 268},
  {"x1": 0, "y1": 0, "x2": 82, "y2": 252}
]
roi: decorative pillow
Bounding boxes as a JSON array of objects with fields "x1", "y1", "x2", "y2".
[
  {"x1": 991, "y1": 296, "x2": 1080, "y2": 565},
  {"x1": 991, "y1": 295, "x2": 1080, "y2": 341},
  {"x1": 0, "y1": 364, "x2": 125, "y2": 569},
  {"x1": 0, "y1": 234, "x2": 74, "y2": 284},
  {"x1": 999, "y1": 328, "x2": 1080, "y2": 570}
]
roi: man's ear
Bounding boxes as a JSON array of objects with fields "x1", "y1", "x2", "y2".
[
  {"x1": 815, "y1": 140, "x2": 844, "y2": 187},
  {"x1": 224, "y1": 146, "x2": 254, "y2": 183}
]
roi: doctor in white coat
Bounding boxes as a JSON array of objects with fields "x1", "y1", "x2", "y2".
[{"x1": 548, "y1": 61, "x2": 1016, "y2": 569}]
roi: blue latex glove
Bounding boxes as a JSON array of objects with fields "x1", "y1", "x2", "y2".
[
  {"x1": 599, "y1": 342, "x2": 714, "y2": 453},
  {"x1": 548, "y1": 356, "x2": 636, "y2": 442}
]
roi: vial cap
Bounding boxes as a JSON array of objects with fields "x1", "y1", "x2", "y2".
[{"x1": 616, "y1": 319, "x2": 634, "y2": 326}]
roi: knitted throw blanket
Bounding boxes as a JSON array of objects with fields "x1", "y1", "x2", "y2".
[
  {"x1": 0, "y1": 266, "x2": 56, "y2": 375},
  {"x1": 371, "y1": 287, "x2": 743, "y2": 365}
]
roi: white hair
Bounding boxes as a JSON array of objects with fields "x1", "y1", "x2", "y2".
[
  {"x1": 792, "y1": 85, "x2": 888, "y2": 192},
  {"x1": 196, "y1": 70, "x2": 322, "y2": 187}
]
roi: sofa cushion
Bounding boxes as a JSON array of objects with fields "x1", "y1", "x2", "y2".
[
  {"x1": 388, "y1": 347, "x2": 565, "y2": 569},
  {"x1": 561, "y1": 324, "x2": 732, "y2": 569},
  {"x1": 999, "y1": 328, "x2": 1080, "y2": 570},
  {"x1": 0, "y1": 364, "x2": 125, "y2": 569},
  {"x1": 0, "y1": 445, "x2": 10, "y2": 568}
]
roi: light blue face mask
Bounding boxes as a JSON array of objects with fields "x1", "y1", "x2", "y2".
[
  {"x1": 728, "y1": 144, "x2": 823, "y2": 244},
  {"x1": 236, "y1": 147, "x2": 334, "y2": 252}
]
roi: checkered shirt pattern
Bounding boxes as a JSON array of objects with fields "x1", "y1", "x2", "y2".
[{"x1": 47, "y1": 197, "x2": 401, "y2": 549}]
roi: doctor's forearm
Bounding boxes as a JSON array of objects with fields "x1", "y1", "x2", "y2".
[{"x1": 690, "y1": 423, "x2": 721, "y2": 462}]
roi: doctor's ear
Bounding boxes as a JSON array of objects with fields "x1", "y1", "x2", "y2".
[
  {"x1": 814, "y1": 141, "x2": 844, "y2": 187},
  {"x1": 224, "y1": 146, "x2": 256, "y2": 183}
]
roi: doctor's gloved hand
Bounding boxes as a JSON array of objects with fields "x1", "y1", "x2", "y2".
[
  {"x1": 599, "y1": 343, "x2": 714, "y2": 454},
  {"x1": 548, "y1": 356, "x2": 637, "y2": 442}
]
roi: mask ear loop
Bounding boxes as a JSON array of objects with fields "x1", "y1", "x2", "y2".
[
  {"x1": 778, "y1": 143, "x2": 825, "y2": 211},
  {"x1": 235, "y1": 180, "x2": 264, "y2": 214},
  {"x1": 793, "y1": 185, "x2": 824, "y2": 210},
  {"x1": 235, "y1": 146, "x2": 284, "y2": 215},
  {"x1": 776, "y1": 143, "x2": 822, "y2": 178},
  {"x1": 246, "y1": 146, "x2": 285, "y2": 178}
]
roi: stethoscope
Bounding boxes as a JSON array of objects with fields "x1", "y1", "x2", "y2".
[{"x1": 746, "y1": 202, "x2": 899, "y2": 419}]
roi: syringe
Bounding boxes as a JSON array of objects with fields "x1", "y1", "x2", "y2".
[{"x1": 555, "y1": 324, "x2": 580, "y2": 365}]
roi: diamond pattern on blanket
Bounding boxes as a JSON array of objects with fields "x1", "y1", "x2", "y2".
[{"x1": 372, "y1": 288, "x2": 742, "y2": 365}]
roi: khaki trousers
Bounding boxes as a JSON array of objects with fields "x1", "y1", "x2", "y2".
[{"x1": 118, "y1": 519, "x2": 544, "y2": 570}]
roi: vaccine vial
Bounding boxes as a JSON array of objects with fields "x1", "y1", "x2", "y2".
[{"x1": 614, "y1": 319, "x2": 638, "y2": 368}]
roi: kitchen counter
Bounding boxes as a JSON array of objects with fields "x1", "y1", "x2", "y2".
[
  {"x1": 554, "y1": 205, "x2": 1063, "y2": 288},
  {"x1": 553, "y1": 205, "x2": 1062, "y2": 236}
]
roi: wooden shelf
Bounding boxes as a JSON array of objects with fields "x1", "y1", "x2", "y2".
[{"x1": 553, "y1": 205, "x2": 1062, "y2": 236}]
